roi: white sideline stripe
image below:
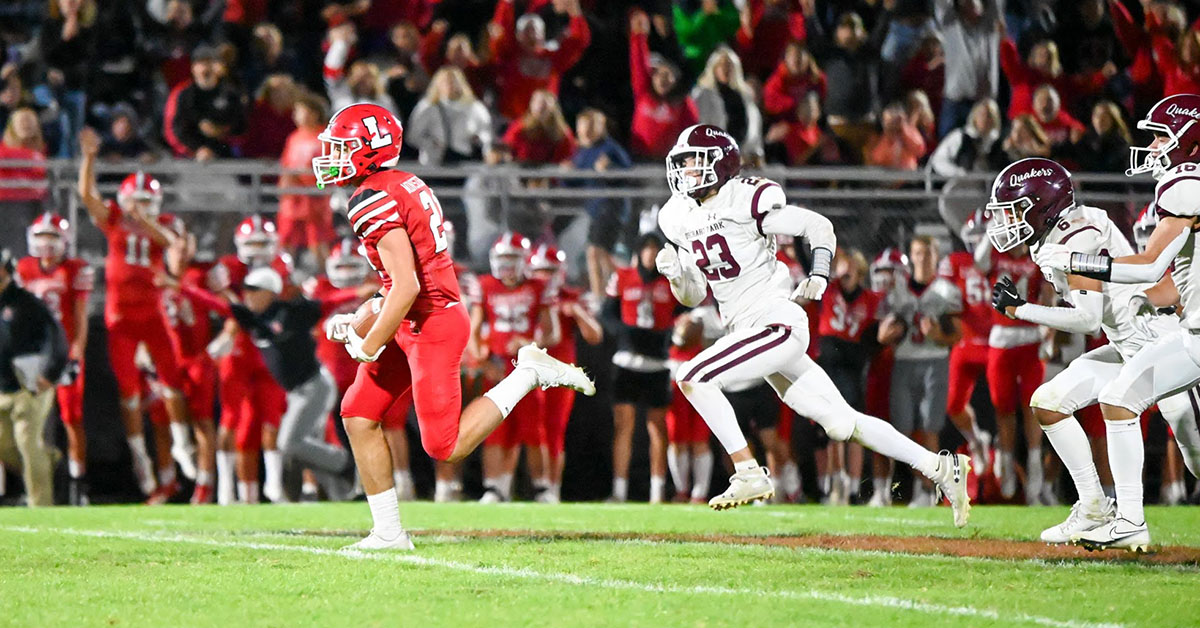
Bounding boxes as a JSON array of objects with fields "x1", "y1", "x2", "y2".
[{"x1": 1, "y1": 526, "x2": 1121, "y2": 628}]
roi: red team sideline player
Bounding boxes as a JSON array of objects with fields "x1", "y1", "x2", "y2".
[
  {"x1": 18, "y1": 213, "x2": 93, "y2": 505},
  {"x1": 315, "y1": 103, "x2": 594, "y2": 550},
  {"x1": 78, "y1": 128, "x2": 195, "y2": 496}
]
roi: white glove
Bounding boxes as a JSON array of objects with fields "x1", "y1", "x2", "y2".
[
  {"x1": 1034, "y1": 243, "x2": 1071, "y2": 273},
  {"x1": 324, "y1": 313, "x2": 354, "y2": 344},
  {"x1": 345, "y1": 325, "x2": 385, "y2": 363},
  {"x1": 791, "y1": 275, "x2": 828, "y2": 302},
  {"x1": 655, "y1": 245, "x2": 682, "y2": 280},
  {"x1": 206, "y1": 333, "x2": 234, "y2": 360}
]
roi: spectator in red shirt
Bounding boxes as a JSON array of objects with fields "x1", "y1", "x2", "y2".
[
  {"x1": 762, "y1": 42, "x2": 827, "y2": 121},
  {"x1": 242, "y1": 74, "x2": 298, "y2": 159},
  {"x1": 1108, "y1": 0, "x2": 1179, "y2": 113},
  {"x1": 628, "y1": 11, "x2": 699, "y2": 160},
  {"x1": 419, "y1": 20, "x2": 490, "y2": 97},
  {"x1": 502, "y1": 90, "x2": 577, "y2": 165},
  {"x1": 1031, "y1": 84, "x2": 1085, "y2": 147},
  {"x1": 764, "y1": 91, "x2": 842, "y2": 166},
  {"x1": 278, "y1": 92, "x2": 333, "y2": 266},
  {"x1": 863, "y1": 102, "x2": 927, "y2": 170},
  {"x1": 0, "y1": 108, "x2": 47, "y2": 204},
  {"x1": 998, "y1": 31, "x2": 1113, "y2": 119},
  {"x1": 488, "y1": 0, "x2": 590, "y2": 121},
  {"x1": 900, "y1": 35, "x2": 944, "y2": 121},
  {"x1": 735, "y1": 0, "x2": 807, "y2": 80},
  {"x1": 1152, "y1": 24, "x2": 1200, "y2": 97}
]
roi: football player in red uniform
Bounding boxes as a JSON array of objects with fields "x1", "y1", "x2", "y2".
[
  {"x1": 17, "y1": 213, "x2": 93, "y2": 505},
  {"x1": 316, "y1": 103, "x2": 593, "y2": 549},
  {"x1": 527, "y1": 243, "x2": 603, "y2": 502},
  {"x1": 865, "y1": 247, "x2": 906, "y2": 506},
  {"x1": 78, "y1": 129, "x2": 195, "y2": 497},
  {"x1": 938, "y1": 212, "x2": 994, "y2": 473},
  {"x1": 208, "y1": 215, "x2": 293, "y2": 504},
  {"x1": 472, "y1": 233, "x2": 560, "y2": 503},
  {"x1": 666, "y1": 308, "x2": 715, "y2": 503}
]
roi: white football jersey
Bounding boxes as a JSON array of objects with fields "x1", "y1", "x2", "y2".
[
  {"x1": 1150, "y1": 163, "x2": 1200, "y2": 331},
  {"x1": 1033, "y1": 204, "x2": 1157, "y2": 359},
  {"x1": 657, "y1": 176, "x2": 798, "y2": 331}
]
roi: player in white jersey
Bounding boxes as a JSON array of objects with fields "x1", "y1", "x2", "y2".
[
  {"x1": 654, "y1": 123, "x2": 971, "y2": 526},
  {"x1": 1037, "y1": 94, "x2": 1200, "y2": 551},
  {"x1": 987, "y1": 157, "x2": 1200, "y2": 547}
]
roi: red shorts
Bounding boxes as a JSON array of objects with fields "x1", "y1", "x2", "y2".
[
  {"x1": 865, "y1": 352, "x2": 893, "y2": 420},
  {"x1": 180, "y1": 354, "x2": 217, "y2": 421},
  {"x1": 219, "y1": 352, "x2": 286, "y2": 451},
  {"x1": 56, "y1": 361, "x2": 84, "y2": 427},
  {"x1": 381, "y1": 388, "x2": 413, "y2": 431},
  {"x1": 278, "y1": 195, "x2": 335, "y2": 250},
  {"x1": 986, "y1": 344, "x2": 1045, "y2": 415},
  {"x1": 107, "y1": 311, "x2": 182, "y2": 398},
  {"x1": 667, "y1": 383, "x2": 709, "y2": 444},
  {"x1": 484, "y1": 384, "x2": 544, "y2": 449},
  {"x1": 541, "y1": 386, "x2": 576, "y2": 458},
  {"x1": 342, "y1": 303, "x2": 469, "y2": 461},
  {"x1": 946, "y1": 342, "x2": 988, "y2": 415}
]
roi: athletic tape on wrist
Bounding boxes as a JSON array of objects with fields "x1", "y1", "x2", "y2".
[{"x1": 811, "y1": 247, "x2": 832, "y2": 279}]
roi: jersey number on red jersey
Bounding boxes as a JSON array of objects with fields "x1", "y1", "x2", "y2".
[{"x1": 124, "y1": 234, "x2": 152, "y2": 267}]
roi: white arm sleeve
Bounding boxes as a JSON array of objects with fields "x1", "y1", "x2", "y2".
[
  {"x1": 760, "y1": 202, "x2": 837, "y2": 253},
  {"x1": 1012, "y1": 289, "x2": 1102, "y2": 334},
  {"x1": 668, "y1": 246, "x2": 707, "y2": 307},
  {"x1": 1109, "y1": 226, "x2": 1189, "y2": 283}
]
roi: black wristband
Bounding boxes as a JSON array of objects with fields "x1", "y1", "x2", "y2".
[
  {"x1": 811, "y1": 247, "x2": 833, "y2": 279},
  {"x1": 1070, "y1": 252, "x2": 1112, "y2": 281}
]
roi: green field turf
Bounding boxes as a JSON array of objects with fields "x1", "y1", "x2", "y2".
[{"x1": 3, "y1": 503, "x2": 1199, "y2": 628}]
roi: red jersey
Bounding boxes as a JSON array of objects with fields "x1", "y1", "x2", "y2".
[
  {"x1": 479, "y1": 275, "x2": 553, "y2": 358},
  {"x1": 99, "y1": 202, "x2": 176, "y2": 321},
  {"x1": 548, "y1": 284, "x2": 582, "y2": 362},
  {"x1": 937, "y1": 251, "x2": 992, "y2": 346},
  {"x1": 989, "y1": 250, "x2": 1043, "y2": 329},
  {"x1": 305, "y1": 276, "x2": 365, "y2": 388},
  {"x1": 607, "y1": 267, "x2": 676, "y2": 331},
  {"x1": 345, "y1": 170, "x2": 460, "y2": 316},
  {"x1": 16, "y1": 256, "x2": 92, "y2": 342},
  {"x1": 817, "y1": 286, "x2": 882, "y2": 343},
  {"x1": 165, "y1": 264, "x2": 222, "y2": 360}
]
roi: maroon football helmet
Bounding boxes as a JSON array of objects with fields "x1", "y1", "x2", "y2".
[
  {"x1": 985, "y1": 158, "x2": 1075, "y2": 252},
  {"x1": 1128, "y1": 94, "x2": 1200, "y2": 179},
  {"x1": 666, "y1": 124, "x2": 741, "y2": 199}
]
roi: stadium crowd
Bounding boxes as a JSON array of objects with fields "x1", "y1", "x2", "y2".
[{"x1": 0, "y1": 0, "x2": 1197, "y2": 507}]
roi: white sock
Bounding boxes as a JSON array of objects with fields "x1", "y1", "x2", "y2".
[
  {"x1": 483, "y1": 367, "x2": 539, "y2": 418},
  {"x1": 238, "y1": 481, "x2": 259, "y2": 504},
  {"x1": 498, "y1": 473, "x2": 514, "y2": 500},
  {"x1": 435, "y1": 479, "x2": 456, "y2": 501},
  {"x1": 818, "y1": 473, "x2": 831, "y2": 495},
  {"x1": 852, "y1": 414, "x2": 939, "y2": 478},
  {"x1": 68, "y1": 458, "x2": 85, "y2": 479},
  {"x1": 691, "y1": 450, "x2": 713, "y2": 499},
  {"x1": 170, "y1": 422, "x2": 193, "y2": 449},
  {"x1": 158, "y1": 466, "x2": 176, "y2": 486},
  {"x1": 1027, "y1": 447, "x2": 1043, "y2": 476},
  {"x1": 667, "y1": 446, "x2": 691, "y2": 494},
  {"x1": 301, "y1": 480, "x2": 319, "y2": 496},
  {"x1": 264, "y1": 450, "x2": 284, "y2": 491},
  {"x1": 216, "y1": 452, "x2": 235, "y2": 505},
  {"x1": 611, "y1": 477, "x2": 628, "y2": 501},
  {"x1": 1106, "y1": 418, "x2": 1145, "y2": 523},
  {"x1": 393, "y1": 470, "x2": 412, "y2": 489},
  {"x1": 550, "y1": 482, "x2": 561, "y2": 500},
  {"x1": 781, "y1": 461, "x2": 801, "y2": 496},
  {"x1": 127, "y1": 434, "x2": 150, "y2": 465},
  {"x1": 682, "y1": 381, "x2": 749, "y2": 454},
  {"x1": 649, "y1": 475, "x2": 666, "y2": 503},
  {"x1": 195, "y1": 470, "x2": 213, "y2": 488},
  {"x1": 366, "y1": 490, "x2": 403, "y2": 537},
  {"x1": 873, "y1": 477, "x2": 889, "y2": 499},
  {"x1": 1042, "y1": 418, "x2": 1103, "y2": 508},
  {"x1": 734, "y1": 458, "x2": 759, "y2": 473}
]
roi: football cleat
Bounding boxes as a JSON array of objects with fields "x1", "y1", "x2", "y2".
[
  {"x1": 515, "y1": 344, "x2": 595, "y2": 395},
  {"x1": 1040, "y1": 498, "x2": 1114, "y2": 544},
  {"x1": 346, "y1": 530, "x2": 415, "y2": 551},
  {"x1": 867, "y1": 489, "x2": 892, "y2": 507},
  {"x1": 1071, "y1": 517, "x2": 1150, "y2": 553},
  {"x1": 930, "y1": 451, "x2": 972, "y2": 528},
  {"x1": 479, "y1": 487, "x2": 506, "y2": 504},
  {"x1": 145, "y1": 480, "x2": 180, "y2": 506},
  {"x1": 709, "y1": 466, "x2": 774, "y2": 510},
  {"x1": 190, "y1": 484, "x2": 213, "y2": 505},
  {"x1": 171, "y1": 441, "x2": 198, "y2": 482}
]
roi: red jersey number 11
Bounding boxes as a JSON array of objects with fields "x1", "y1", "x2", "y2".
[{"x1": 125, "y1": 234, "x2": 151, "y2": 267}]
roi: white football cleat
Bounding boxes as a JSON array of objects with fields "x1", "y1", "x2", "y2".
[
  {"x1": 1071, "y1": 517, "x2": 1151, "y2": 553},
  {"x1": 516, "y1": 344, "x2": 595, "y2": 396},
  {"x1": 171, "y1": 441, "x2": 198, "y2": 482},
  {"x1": 930, "y1": 451, "x2": 972, "y2": 528},
  {"x1": 346, "y1": 530, "x2": 415, "y2": 551},
  {"x1": 867, "y1": 486, "x2": 892, "y2": 507},
  {"x1": 709, "y1": 466, "x2": 774, "y2": 510},
  {"x1": 1040, "y1": 498, "x2": 1115, "y2": 544},
  {"x1": 478, "y1": 487, "x2": 506, "y2": 504}
]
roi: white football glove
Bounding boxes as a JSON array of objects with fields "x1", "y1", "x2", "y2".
[
  {"x1": 655, "y1": 245, "x2": 682, "y2": 280},
  {"x1": 324, "y1": 312, "x2": 354, "y2": 344},
  {"x1": 1034, "y1": 243, "x2": 1072, "y2": 273},
  {"x1": 345, "y1": 325, "x2": 385, "y2": 363},
  {"x1": 791, "y1": 275, "x2": 828, "y2": 302}
]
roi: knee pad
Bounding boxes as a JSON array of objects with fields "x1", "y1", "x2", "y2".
[
  {"x1": 782, "y1": 379, "x2": 856, "y2": 442},
  {"x1": 1029, "y1": 381, "x2": 1064, "y2": 416}
]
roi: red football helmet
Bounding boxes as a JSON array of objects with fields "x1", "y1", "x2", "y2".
[
  {"x1": 958, "y1": 209, "x2": 987, "y2": 253},
  {"x1": 27, "y1": 212, "x2": 70, "y2": 260},
  {"x1": 1128, "y1": 94, "x2": 1200, "y2": 179},
  {"x1": 117, "y1": 171, "x2": 163, "y2": 215},
  {"x1": 234, "y1": 215, "x2": 279, "y2": 265},
  {"x1": 313, "y1": 102, "x2": 404, "y2": 187},
  {"x1": 528, "y1": 242, "x2": 566, "y2": 285},
  {"x1": 869, "y1": 247, "x2": 909, "y2": 293},
  {"x1": 666, "y1": 124, "x2": 741, "y2": 199},
  {"x1": 325, "y1": 237, "x2": 371, "y2": 288},
  {"x1": 1133, "y1": 203, "x2": 1158, "y2": 252},
  {"x1": 490, "y1": 232, "x2": 530, "y2": 284},
  {"x1": 985, "y1": 157, "x2": 1074, "y2": 253}
]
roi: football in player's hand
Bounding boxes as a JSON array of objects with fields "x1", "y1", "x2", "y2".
[
  {"x1": 672, "y1": 316, "x2": 703, "y2": 348},
  {"x1": 352, "y1": 297, "x2": 382, "y2": 337}
]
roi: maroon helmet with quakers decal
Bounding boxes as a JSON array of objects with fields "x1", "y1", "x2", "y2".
[
  {"x1": 1128, "y1": 93, "x2": 1200, "y2": 179},
  {"x1": 666, "y1": 124, "x2": 742, "y2": 200},
  {"x1": 985, "y1": 158, "x2": 1075, "y2": 253}
]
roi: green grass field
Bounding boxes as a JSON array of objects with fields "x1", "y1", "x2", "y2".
[{"x1": 3, "y1": 503, "x2": 1200, "y2": 627}]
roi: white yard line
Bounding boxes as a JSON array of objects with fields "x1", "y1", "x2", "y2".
[{"x1": 2, "y1": 525, "x2": 1122, "y2": 628}]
